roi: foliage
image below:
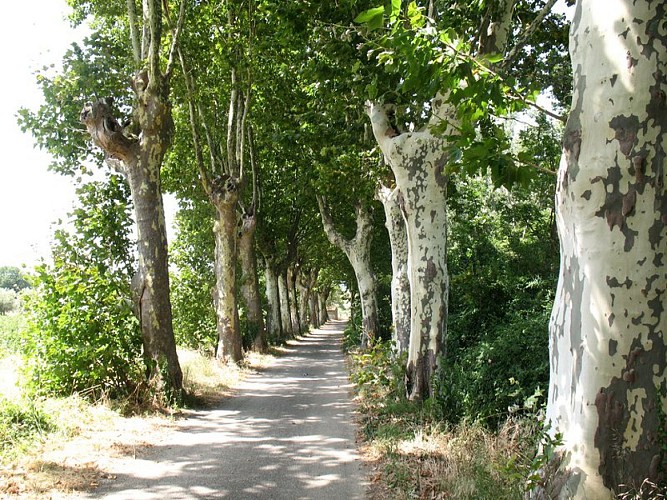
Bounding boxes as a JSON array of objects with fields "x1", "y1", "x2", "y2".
[
  {"x1": 0, "y1": 289, "x2": 17, "y2": 316},
  {"x1": 22, "y1": 174, "x2": 143, "y2": 399},
  {"x1": 0, "y1": 397, "x2": 54, "y2": 460},
  {"x1": 169, "y1": 198, "x2": 216, "y2": 352},
  {"x1": 438, "y1": 172, "x2": 558, "y2": 427},
  {"x1": 0, "y1": 314, "x2": 25, "y2": 356},
  {"x1": 0, "y1": 267, "x2": 30, "y2": 292}
]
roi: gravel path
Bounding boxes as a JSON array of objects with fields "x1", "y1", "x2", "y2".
[{"x1": 83, "y1": 320, "x2": 367, "y2": 499}]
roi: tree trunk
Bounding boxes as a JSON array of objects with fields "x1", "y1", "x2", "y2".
[
  {"x1": 309, "y1": 291, "x2": 320, "y2": 328},
  {"x1": 297, "y1": 272, "x2": 311, "y2": 332},
  {"x1": 211, "y1": 175, "x2": 242, "y2": 363},
  {"x1": 263, "y1": 256, "x2": 282, "y2": 342},
  {"x1": 80, "y1": 95, "x2": 183, "y2": 396},
  {"x1": 278, "y1": 269, "x2": 293, "y2": 338},
  {"x1": 367, "y1": 102, "x2": 452, "y2": 400},
  {"x1": 317, "y1": 198, "x2": 379, "y2": 347},
  {"x1": 377, "y1": 184, "x2": 411, "y2": 356},
  {"x1": 318, "y1": 288, "x2": 330, "y2": 324},
  {"x1": 536, "y1": 2, "x2": 667, "y2": 497},
  {"x1": 238, "y1": 210, "x2": 267, "y2": 352},
  {"x1": 288, "y1": 265, "x2": 302, "y2": 334}
]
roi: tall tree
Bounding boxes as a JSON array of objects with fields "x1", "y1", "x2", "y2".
[
  {"x1": 317, "y1": 196, "x2": 379, "y2": 347},
  {"x1": 363, "y1": 0, "x2": 566, "y2": 400},
  {"x1": 538, "y1": 1, "x2": 667, "y2": 497},
  {"x1": 75, "y1": 0, "x2": 185, "y2": 395}
]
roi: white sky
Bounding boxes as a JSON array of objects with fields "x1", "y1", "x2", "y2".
[{"x1": 0, "y1": 0, "x2": 81, "y2": 268}]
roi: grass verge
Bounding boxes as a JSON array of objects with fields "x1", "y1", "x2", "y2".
[
  {"x1": 0, "y1": 347, "x2": 275, "y2": 497},
  {"x1": 349, "y1": 342, "x2": 544, "y2": 499}
]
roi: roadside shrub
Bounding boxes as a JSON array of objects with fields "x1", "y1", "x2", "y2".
[
  {"x1": 0, "y1": 397, "x2": 54, "y2": 458},
  {"x1": 22, "y1": 175, "x2": 144, "y2": 399}
]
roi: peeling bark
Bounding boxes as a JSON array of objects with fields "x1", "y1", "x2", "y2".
[
  {"x1": 538, "y1": 1, "x2": 667, "y2": 497},
  {"x1": 263, "y1": 256, "x2": 282, "y2": 342},
  {"x1": 366, "y1": 100, "x2": 452, "y2": 400},
  {"x1": 377, "y1": 184, "x2": 411, "y2": 356},
  {"x1": 317, "y1": 197, "x2": 378, "y2": 347},
  {"x1": 81, "y1": 92, "x2": 182, "y2": 395},
  {"x1": 211, "y1": 175, "x2": 242, "y2": 363},
  {"x1": 238, "y1": 209, "x2": 266, "y2": 352}
]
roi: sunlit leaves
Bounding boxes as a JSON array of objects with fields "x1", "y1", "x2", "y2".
[{"x1": 23, "y1": 174, "x2": 142, "y2": 398}]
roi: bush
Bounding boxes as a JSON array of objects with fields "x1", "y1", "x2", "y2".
[
  {"x1": 22, "y1": 175, "x2": 144, "y2": 399},
  {"x1": 0, "y1": 397, "x2": 54, "y2": 458},
  {"x1": 0, "y1": 313, "x2": 26, "y2": 356},
  {"x1": 0, "y1": 288, "x2": 17, "y2": 315}
]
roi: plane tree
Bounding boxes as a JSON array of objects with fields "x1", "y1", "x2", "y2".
[{"x1": 19, "y1": 0, "x2": 185, "y2": 398}]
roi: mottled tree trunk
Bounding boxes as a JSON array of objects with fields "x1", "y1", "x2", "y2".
[
  {"x1": 211, "y1": 176, "x2": 242, "y2": 363},
  {"x1": 278, "y1": 270, "x2": 293, "y2": 338},
  {"x1": 297, "y1": 273, "x2": 311, "y2": 331},
  {"x1": 317, "y1": 198, "x2": 378, "y2": 347},
  {"x1": 367, "y1": 101, "x2": 452, "y2": 400},
  {"x1": 377, "y1": 184, "x2": 410, "y2": 356},
  {"x1": 319, "y1": 287, "x2": 330, "y2": 324},
  {"x1": 238, "y1": 211, "x2": 266, "y2": 352},
  {"x1": 536, "y1": 2, "x2": 667, "y2": 497},
  {"x1": 288, "y1": 265, "x2": 302, "y2": 334},
  {"x1": 80, "y1": 93, "x2": 182, "y2": 395},
  {"x1": 263, "y1": 256, "x2": 282, "y2": 342},
  {"x1": 309, "y1": 291, "x2": 320, "y2": 328}
]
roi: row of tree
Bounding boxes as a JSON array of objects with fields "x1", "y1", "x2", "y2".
[{"x1": 19, "y1": 0, "x2": 666, "y2": 497}]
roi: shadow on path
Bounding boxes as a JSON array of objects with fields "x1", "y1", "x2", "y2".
[{"x1": 83, "y1": 320, "x2": 366, "y2": 499}]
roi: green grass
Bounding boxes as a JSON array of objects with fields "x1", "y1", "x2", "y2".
[{"x1": 0, "y1": 313, "x2": 26, "y2": 356}]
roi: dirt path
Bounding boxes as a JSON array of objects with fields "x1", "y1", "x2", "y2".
[{"x1": 78, "y1": 320, "x2": 366, "y2": 499}]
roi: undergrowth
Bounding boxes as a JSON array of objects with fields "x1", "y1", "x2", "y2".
[{"x1": 349, "y1": 340, "x2": 551, "y2": 499}]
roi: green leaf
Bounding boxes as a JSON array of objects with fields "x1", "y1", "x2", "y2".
[
  {"x1": 485, "y1": 53, "x2": 504, "y2": 64},
  {"x1": 354, "y1": 6, "x2": 384, "y2": 24},
  {"x1": 390, "y1": 0, "x2": 401, "y2": 21}
]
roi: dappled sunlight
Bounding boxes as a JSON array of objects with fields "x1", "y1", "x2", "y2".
[{"x1": 79, "y1": 320, "x2": 366, "y2": 499}]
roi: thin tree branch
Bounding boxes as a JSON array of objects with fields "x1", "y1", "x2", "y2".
[
  {"x1": 502, "y1": 0, "x2": 559, "y2": 70},
  {"x1": 177, "y1": 47, "x2": 211, "y2": 195},
  {"x1": 126, "y1": 0, "x2": 142, "y2": 65},
  {"x1": 247, "y1": 124, "x2": 259, "y2": 213},
  {"x1": 146, "y1": 0, "x2": 162, "y2": 87},
  {"x1": 165, "y1": 0, "x2": 186, "y2": 80}
]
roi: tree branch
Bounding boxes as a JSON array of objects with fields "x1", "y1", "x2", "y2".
[
  {"x1": 177, "y1": 47, "x2": 211, "y2": 195},
  {"x1": 165, "y1": 0, "x2": 186, "y2": 80},
  {"x1": 502, "y1": 0, "x2": 559, "y2": 70},
  {"x1": 126, "y1": 0, "x2": 142, "y2": 65},
  {"x1": 316, "y1": 195, "x2": 351, "y2": 255},
  {"x1": 146, "y1": 0, "x2": 162, "y2": 88}
]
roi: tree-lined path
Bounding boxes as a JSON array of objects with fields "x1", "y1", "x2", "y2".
[{"x1": 83, "y1": 321, "x2": 366, "y2": 499}]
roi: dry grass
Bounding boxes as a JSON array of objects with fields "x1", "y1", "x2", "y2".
[
  {"x1": 0, "y1": 347, "x2": 276, "y2": 498},
  {"x1": 348, "y1": 347, "x2": 538, "y2": 500}
]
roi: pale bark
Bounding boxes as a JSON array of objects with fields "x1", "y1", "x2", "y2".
[
  {"x1": 534, "y1": 2, "x2": 667, "y2": 498},
  {"x1": 288, "y1": 265, "x2": 302, "y2": 334},
  {"x1": 309, "y1": 291, "x2": 320, "y2": 328},
  {"x1": 238, "y1": 210, "x2": 266, "y2": 352},
  {"x1": 367, "y1": 101, "x2": 453, "y2": 400},
  {"x1": 211, "y1": 176, "x2": 242, "y2": 363},
  {"x1": 79, "y1": 0, "x2": 183, "y2": 395},
  {"x1": 317, "y1": 197, "x2": 378, "y2": 347},
  {"x1": 278, "y1": 270, "x2": 293, "y2": 337},
  {"x1": 263, "y1": 256, "x2": 282, "y2": 342},
  {"x1": 377, "y1": 184, "x2": 410, "y2": 356}
]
